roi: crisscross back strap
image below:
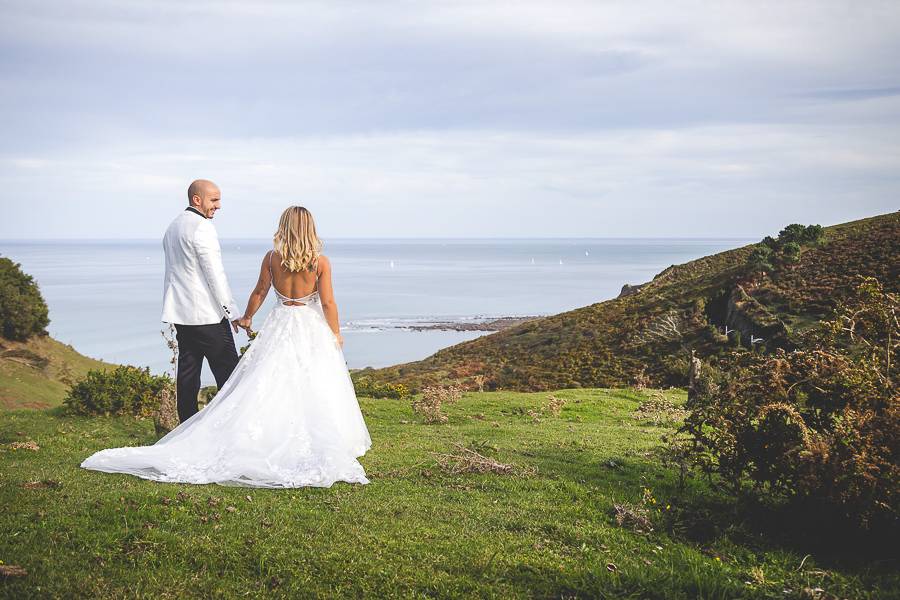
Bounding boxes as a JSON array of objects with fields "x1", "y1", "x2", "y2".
[{"x1": 269, "y1": 250, "x2": 319, "y2": 302}]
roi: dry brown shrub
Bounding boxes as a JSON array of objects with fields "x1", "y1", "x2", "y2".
[
  {"x1": 431, "y1": 442, "x2": 536, "y2": 477},
  {"x1": 21, "y1": 479, "x2": 61, "y2": 490},
  {"x1": 633, "y1": 368, "x2": 651, "y2": 390},
  {"x1": 611, "y1": 486, "x2": 658, "y2": 533},
  {"x1": 633, "y1": 391, "x2": 687, "y2": 426},
  {"x1": 611, "y1": 502, "x2": 654, "y2": 533},
  {"x1": 8, "y1": 441, "x2": 40, "y2": 451},
  {"x1": 544, "y1": 394, "x2": 567, "y2": 416},
  {"x1": 412, "y1": 385, "x2": 463, "y2": 424}
]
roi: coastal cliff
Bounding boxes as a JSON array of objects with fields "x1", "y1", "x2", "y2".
[{"x1": 361, "y1": 211, "x2": 899, "y2": 392}]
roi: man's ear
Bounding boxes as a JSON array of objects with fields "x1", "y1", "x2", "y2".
[{"x1": 190, "y1": 194, "x2": 200, "y2": 207}]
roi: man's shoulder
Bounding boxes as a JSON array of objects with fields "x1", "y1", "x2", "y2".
[{"x1": 163, "y1": 211, "x2": 214, "y2": 242}]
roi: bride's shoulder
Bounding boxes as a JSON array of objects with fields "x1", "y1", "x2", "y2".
[{"x1": 316, "y1": 254, "x2": 330, "y2": 272}]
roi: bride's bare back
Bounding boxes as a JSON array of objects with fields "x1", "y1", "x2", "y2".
[
  {"x1": 268, "y1": 250, "x2": 319, "y2": 305},
  {"x1": 237, "y1": 250, "x2": 342, "y2": 347}
]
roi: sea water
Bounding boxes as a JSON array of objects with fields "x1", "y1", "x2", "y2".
[{"x1": 0, "y1": 238, "x2": 751, "y2": 383}]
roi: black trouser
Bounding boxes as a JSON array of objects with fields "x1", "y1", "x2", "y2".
[{"x1": 174, "y1": 317, "x2": 239, "y2": 422}]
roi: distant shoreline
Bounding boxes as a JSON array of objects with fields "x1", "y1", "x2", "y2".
[{"x1": 405, "y1": 316, "x2": 542, "y2": 332}]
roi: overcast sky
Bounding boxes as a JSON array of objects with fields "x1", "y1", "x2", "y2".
[{"x1": 0, "y1": 1, "x2": 898, "y2": 239}]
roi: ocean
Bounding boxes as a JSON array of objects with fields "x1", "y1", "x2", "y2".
[{"x1": 0, "y1": 238, "x2": 751, "y2": 384}]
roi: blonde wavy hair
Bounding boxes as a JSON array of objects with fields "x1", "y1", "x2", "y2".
[{"x1": 273, "y1": 206, "x2": 323, "y2": 272}]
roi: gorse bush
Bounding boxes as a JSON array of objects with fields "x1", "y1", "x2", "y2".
[
  {"x1": 679, "y1": 277, "x2": 898, "y2": 531},
  {"x1": 351, "y1": 375, "x2": 410, "y2": 400},
  {"x1": 64, "y1": 366, "x2": 174, "y2": 417},
  {"x1": 0, "y1": 256, "x2": 50, "y2": 341}
]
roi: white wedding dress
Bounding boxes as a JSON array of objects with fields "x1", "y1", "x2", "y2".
[{"x1": 80, "y1": 267, "x2": 372, "y2": 488}]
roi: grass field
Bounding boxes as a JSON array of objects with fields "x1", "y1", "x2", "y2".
[
  {"x1": 1, "y1": 388, "x2": 896, "y2": 599},
  {"x1": 0, "y1": 335, "x2": 113, "y2": 410}
]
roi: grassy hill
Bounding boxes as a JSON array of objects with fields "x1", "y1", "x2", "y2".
[
  {"x1": 2, "y1": 388, "x2": 895, "y2": 598},
  {"x1": 0, "y1": 335, "x2": 113, "y2": 410},
  {"x1": 361, "y1": 211, "x2": 899, "y2": 392}
]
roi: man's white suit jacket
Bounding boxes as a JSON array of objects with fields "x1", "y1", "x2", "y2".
[{"x1": 161, "y1": 207, "x2": 239, "y2": 325}]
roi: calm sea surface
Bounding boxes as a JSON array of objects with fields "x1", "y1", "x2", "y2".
[{"x1": 0, "y1": 238, "x2": 750, "y2": 384}]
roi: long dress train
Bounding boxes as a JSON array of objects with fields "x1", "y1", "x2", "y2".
[{"x1": 80, "y1": 284, "x2": 372, "y2": 488}]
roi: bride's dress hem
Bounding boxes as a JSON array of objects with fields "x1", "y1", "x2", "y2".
[
  {"x1": 79, "y1": 441, "x2": 372, "y2": 489},
  {"x1": 79, "y1": 297, "x2": 373, "y2": 489}
]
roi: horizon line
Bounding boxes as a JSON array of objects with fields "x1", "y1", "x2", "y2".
[{"x1": 0, "y1": 235, "x2": 759, "y2": 242}]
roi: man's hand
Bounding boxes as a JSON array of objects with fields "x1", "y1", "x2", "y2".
[{"x1": 231, "y1": 319, "x2": 241, "y2": 334}]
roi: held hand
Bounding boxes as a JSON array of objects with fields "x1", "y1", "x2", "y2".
[
  {"x1": 231, "y1": 319, "x2": 240, "y2": 334},
  {"x1": 236, "y1": 316, "x2": 253, "y2": 334}
]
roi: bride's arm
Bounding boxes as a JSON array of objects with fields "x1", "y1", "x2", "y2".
[
  {"x1": 317, "y1": 256, "x2": 343, "y2": 346},
  {"x1": 238, "y1": 251, "x2": 273, "y2": 330}
]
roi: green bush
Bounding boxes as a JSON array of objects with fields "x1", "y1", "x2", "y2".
[
  {"x1": 747, "y1": 246, "x2": 774, "y2": 272},
  {"x1": 0, "y1": 256, "x2": 50, "y2": 341},
  {"x1": 747, "y1": 223, "x2": 824, "y2": 274},
  {"x1": 679, "y1": 277, "x2": 898, "y2": 531},
  {"x1": 352, "y1": 375, "x2": 410, "y2": 399},
  {"x1": 63, "y1": 365, "x2": 173, "y2": 417},
  {"x1": 779, "y1": 223, "x2": 824, "y2": 245},
  {"x1": 779, "y1": 241, "x2": 802, "y2": 265}
]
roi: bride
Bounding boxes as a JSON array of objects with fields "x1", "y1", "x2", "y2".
[{"x1": 80, "y1": 206, "x2": 372, "y2": 488}]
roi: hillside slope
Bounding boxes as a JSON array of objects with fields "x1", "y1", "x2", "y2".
[
  {"x1": 362, "y1": 211, "x2": 899, "y2": 392},
  {"x1": 0, "y1": 335, "x2": 113, "y2": 409}
]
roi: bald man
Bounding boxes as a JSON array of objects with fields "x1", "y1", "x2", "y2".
[{"x1": 162, "y1": 180, "x2": 242, "y2": 423}]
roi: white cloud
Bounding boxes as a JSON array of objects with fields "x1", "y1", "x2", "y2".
[
  {"x1": 0, "y1": 1, "x2": 898, "y2": 238},
  {"x1": 1, "y1": 123, "x2": 897, "y2": 238}
]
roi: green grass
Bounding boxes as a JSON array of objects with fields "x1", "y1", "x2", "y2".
[{"x1": 1, "y1": 389, "x2": 896, "y2": 599}]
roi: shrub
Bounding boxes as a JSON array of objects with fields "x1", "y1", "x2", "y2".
[
  {"x1": 678, "y1": 277, "x2": 898, "y2": 531},
  {"x1": 633, "y1": 391, "x2": 686, "y2": 426},
  {"x1": 0, "y1": 256, "x2": 50, "y2": 341},
  {"x1": 611, "y1": 488, "x2": 660, "y2": 534},
  {"x1": 351, "y1": 376, "x2": 410, "y2": 400},
  {"x1": 779, "y1": 223, "x2": 824, "y2": 246},
  {"x1": 779, "y1": 241, "x2": 802, "y2": 265},
  {"x1": 747, "y1": 246, "x2": 774, "y2": 273},
  {"x1": 63, "y1": 366, "x2": 174, "y2": 417},
  {"x1": 412, "y1": 384, "x2": 462, "y2": 424},
  {"x1": 746, "y1": 223, "x2": 824, "y2": 274},
  {"x1": 544, "y1": 394, "x2": 567, "y2": 416}
]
